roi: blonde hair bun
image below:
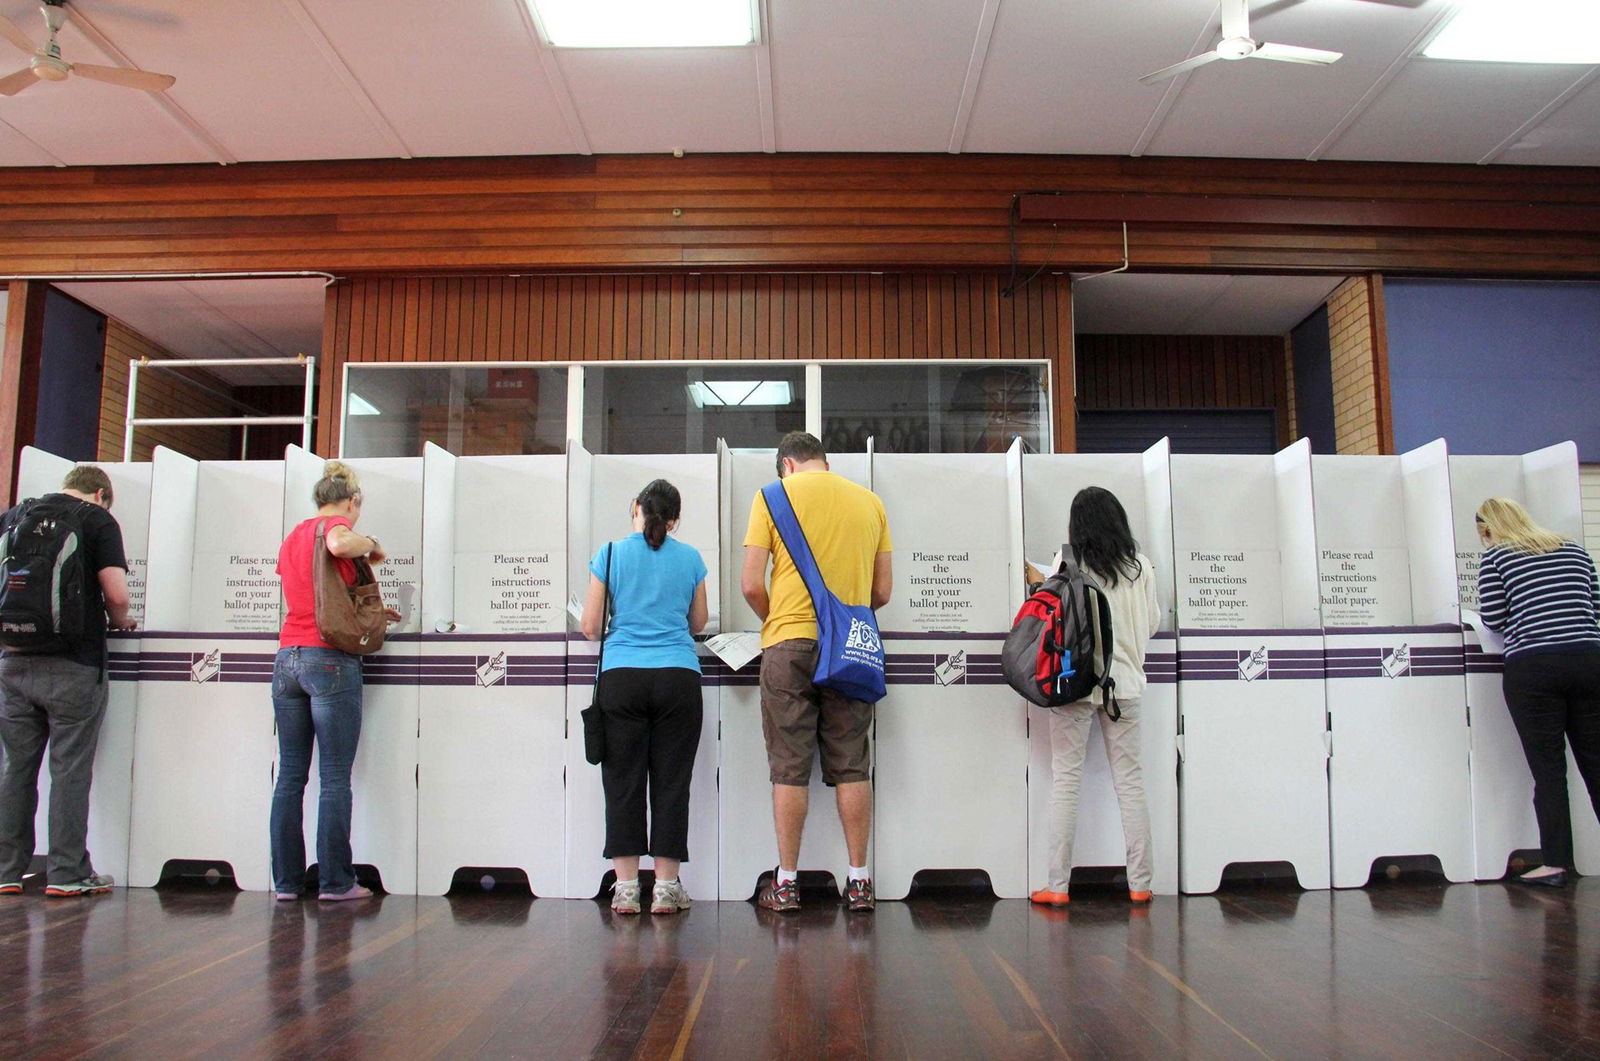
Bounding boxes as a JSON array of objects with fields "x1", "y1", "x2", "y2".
[{"x1": 313, "y1": 461, "x2": 362, "y2": 506}]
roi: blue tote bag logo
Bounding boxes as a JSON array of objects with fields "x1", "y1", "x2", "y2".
[{"x1": 762, "y1": 481, "x2": 887, "y2": 703}]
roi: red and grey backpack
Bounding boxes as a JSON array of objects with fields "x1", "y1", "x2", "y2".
[{"x1": 1001, "y1": 551, "x2": 1119, "y2": 718}]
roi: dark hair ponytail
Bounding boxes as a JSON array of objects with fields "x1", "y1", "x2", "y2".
[
  {"x1": 1068, "y1": 486, "x2": 1141, "y2": 587},
  {"x1": 636, "y1": 479, "x2": 682, "y2": 550}
]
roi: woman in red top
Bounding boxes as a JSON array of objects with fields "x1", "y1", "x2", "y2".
[{"x1": 270, "y1": 461, "x2": 393, "y2": 902}]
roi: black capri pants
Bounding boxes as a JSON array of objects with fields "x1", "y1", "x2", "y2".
[{"x1": 598, "y1": 666, "x2": 704, "y2": 861}]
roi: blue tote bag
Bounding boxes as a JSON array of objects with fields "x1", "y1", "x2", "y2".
[{"x1": 761, "y1": 481, "x2": 887, "y2": 703}]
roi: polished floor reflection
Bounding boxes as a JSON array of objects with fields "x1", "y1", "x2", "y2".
[{"x1": 2, "y1": 878, "x2": 1598, "y2": 1059}]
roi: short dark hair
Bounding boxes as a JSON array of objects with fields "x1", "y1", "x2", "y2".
[
  {"x1": 775, "y1": 431, "x2": 827, "y2": 477},
  {"x1": 63, "y1": 465, "x2": 114, "y2": 508}
]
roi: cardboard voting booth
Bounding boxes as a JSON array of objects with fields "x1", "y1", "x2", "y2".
[
  {"x1": 873, "y1": 449, "x2": 1028, "y2": 899},
  {"x1": 127, "y1": 450, "x2": 283, "y2": 889},
  {"x1": 715, "y1": 446, "x2": 871, "y2": 898},
  {"x1": 416, "y1": 445, "x2": 568, "y2": 895},
  {"x1": 15, "y1": 447, "x2": 151, "y2": 886},
  {"x1": 1450, "y1": 442, "x2": 1600, "y2": 877},
  {"x1": 564, "y1": 450, "x2": 721, "y2": 900},
  {"x1": 1315, "y1": 443, "x2": 1473, "y2": 888},
  {"x1": 1172, "y1": 440, "x2": 1329, "y2": 893},
  {"x1": 1021, "y1": 441, "x2": 1179, "y2": 896},
  {"x1": 282, "y1": 447, "x2": 422, "y2": 894}
]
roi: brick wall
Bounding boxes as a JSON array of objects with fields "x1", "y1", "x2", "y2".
[
  {"x1": 98, "y1": 320, "x2": 236, "y2": 461},
  {"x1": 1327, "y1": 276, "x2": 1393, "y2": 455}
]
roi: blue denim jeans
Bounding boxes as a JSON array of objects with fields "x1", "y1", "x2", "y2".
[{"x1": 270, "y1": 646, "x2": 363, "y2": 894}]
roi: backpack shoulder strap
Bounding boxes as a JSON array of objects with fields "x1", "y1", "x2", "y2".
[{"x1": 760, "y1": 480, "x2": 830, "y2": 607}]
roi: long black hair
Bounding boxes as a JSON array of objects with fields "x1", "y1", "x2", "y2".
[
  {"x1": 1068, "y1": 486, "x2": 1141, "y2": 587},
  {"x1": 636, "y1": 479, "x2": 681, "y2": 550}
]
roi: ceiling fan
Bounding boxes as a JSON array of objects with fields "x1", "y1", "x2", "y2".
[
  {"x1": 1140, "y1": 0, "x2": 1342, "y2": 84},
  {"x1": 0, "y1": 0, "x2": 175, "y2": 97}
]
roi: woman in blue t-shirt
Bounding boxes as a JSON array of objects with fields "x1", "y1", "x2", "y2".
[{"x1": 582, "y1": 479, "x2": 709, "y2": 915}]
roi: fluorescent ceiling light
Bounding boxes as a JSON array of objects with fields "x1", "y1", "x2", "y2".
[
  {"x1": 529, "y1": 0, "x2": 756, "y2": 48},
  {"x1": 348, "y1": 394, "x2": 381, "y2": 416},
  {"x1": 686, "y1": 381, "x2": 792, "y2": 408},
  {"x1": 1422, "y1": 0, "x2": 1600, "y2": 64}
]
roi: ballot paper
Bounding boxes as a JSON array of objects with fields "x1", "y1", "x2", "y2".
[
  {"x1": 1459, "y1": 608, "x2": 1507, "y2": 656},
  {"x1": 704, "y1": 631, "x2": 763, "y2": 671}
]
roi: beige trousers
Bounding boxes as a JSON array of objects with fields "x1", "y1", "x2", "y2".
[{"x1": 1044, "y1": 696, "x2": 1151, "y2": 893}]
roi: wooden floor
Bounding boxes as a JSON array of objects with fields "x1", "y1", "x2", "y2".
[{"x1": 3, "y1": 877, "x2": 1599, "y2": 1060}]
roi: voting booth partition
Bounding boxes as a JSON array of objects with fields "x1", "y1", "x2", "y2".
[
  {"x1": 281, "y1": 447, "x2": 422, "y2": 894},
  {"x1": 416, "y1": 444, "x2": 567, "y2": 896},
  {"x1": 873, "y1": 447, "x2": 1028, "y2": 899},
  {"x1": 1172, "y1": 440, "x2": 1328, "y2": 893},
  {"x1": 1450, "y1": 442, "x2": 1600, "y2": 877},
  {"x1": 1021, "y1": 440, "x2": 1179, "y2": 896},
  {"x1": 126, "y1": 449, "x2": 283, "y2": 888},
  {"x1": 715, "y1": 445, "x2": 872, "y2": 898},
  {"x1": 564, "y1": 449, "x2": 722, "y2": 899},
  {"x1": 1315, "y1": 442, "x2": 1474, "y2": 888},
  {"x1": 15, "y1": 447, "x2": 152, "y2": 886}
]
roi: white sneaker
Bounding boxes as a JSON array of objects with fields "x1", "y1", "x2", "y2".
[
  {"x1": 611, "y1": 879, "x2": 642, "y2": 914},
  {"x1": 651, "y1": 878, "x2": 691, "y2": 914}
]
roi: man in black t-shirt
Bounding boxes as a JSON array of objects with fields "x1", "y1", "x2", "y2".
[{"x1": 0, "y1": 465, "x2": 135, "y2": 898}]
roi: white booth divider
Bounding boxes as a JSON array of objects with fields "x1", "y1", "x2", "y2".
[
  {"x1": 873, "y1": 448, "x2": 1027, "y2": 899},
  {"x1": 416, "y1": 444, "x2": 567, "y2": 896},
  {"x1": 1450, "y1": 442, "x2": 1600, "y2": 877},
  {"x1": 564, "y1": 450, "x2": 721, "y2": 899},
  {"x1": 128, "y1": 449, "x2": 283, "y2": 889},
  {"x1": 1172, "y1": 440, "x2": 1329, "y2": 893},
  {"x1": 1315, "y1": 442, "x2": 1474, "y2": 887},
  {"x1": 715, "y1": 445, "x2": 872, "y2": 898},
  {"x1": 16, "y1": 447, "x2": 151, "y2": 886},
  {"x1": 283, "y1": 447, "x2": 422, "y2": 894},
  {"x1": 1021, "y1": 440, "x2": 1179, "y2": 896}
]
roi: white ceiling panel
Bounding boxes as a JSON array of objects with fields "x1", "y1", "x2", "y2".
[
  {"x1": 297, "y1": 0, "x2": 576, "y2": 157},
  {"x1": 59, "y1": 0, "x2": 399, "y2": 162},
  {"x1": 1485, "y1": 74, "x2": 1600, "y2": 167},
  {"x1": 57, "y1": 277, "x2": 325, "y2": 382},
  {"x1": 1326, "y1": 58, "x2": 1587, "y2": 163},
  {"x1": 768, "y1": 0, "x2": 989, "y2": 151},
  {"x1": 557, "y1": 47, "x2": 764, "y2": 154},
  {"x1": 0, "y1": 115, "x2": 61, "y2": 166},
  {"x1": 1146, "y1": 0, "x2": 1439, "y2": 160},
  {"x1": 963, "y1": 0, "x2": 1215, "y2": 155},
  {"x1": 1072, "y1": 272, "x2": 1346, "y2": 334}
]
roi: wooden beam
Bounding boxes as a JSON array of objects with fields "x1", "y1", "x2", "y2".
[{"x1": 0, "y1": 281, "x2": 45, "y2": 505}]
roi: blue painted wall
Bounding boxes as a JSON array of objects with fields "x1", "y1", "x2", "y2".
[
  {"x1": 36, "y1": 289, "x2": 106, "y2": 462},
  {"x1": 1385, "y1": 279, "x2": 1600, "y2": 460}
]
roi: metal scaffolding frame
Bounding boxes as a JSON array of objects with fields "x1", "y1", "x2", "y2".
[{"x1": 122, "y1": 354, "x2": 316, "y2": 461}]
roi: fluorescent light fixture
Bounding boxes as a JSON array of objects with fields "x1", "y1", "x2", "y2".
[
  {"x1": 1422, "y1": 0, "x2": 1600, "y2": 64},
  {"x1": 686, "y1": 380, "x2": 792, "y2": 408},
  {"x1": 529, "y1": 0, "x2": 756, "y2": 48},
  {"x1": 348, "y1": 394, "x2": 381, "y2": 416}
]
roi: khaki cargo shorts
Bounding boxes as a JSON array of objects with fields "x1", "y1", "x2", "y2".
[{"x1": 759, "y1": 638, "x2": 873, "y2": 786}]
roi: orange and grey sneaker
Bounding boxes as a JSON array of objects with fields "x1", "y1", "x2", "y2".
[
  {"x1": 757, "y1": 870, "x2": 800, "y2": 912},
  {"x1": 1029, "y1": 888, "x2": 1070, "y2": 907},
  {"x1": 0, "y1": 880, "x2": 22, "y2": 896},
  {"x1": 45, "y1": 874, "x2": 114, "y2": 898},
  {"x1": 1129, "y1": 890, "x2": 1153, "y2": 904},
  {"x1": 845, "y1": 877, "x2": 876, "y2": 912}
]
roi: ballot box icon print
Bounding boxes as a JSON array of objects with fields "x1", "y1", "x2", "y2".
[
  {"x1": 1237, "y1": 646, "x2": 1269, "y2": 682},
  {"x1": 1381, "y1": 644, "x2": 1411, "y2": 679},
  {"x1": 190, "y1": 649, "x2": 222, "y2": 684},
  {"x1": 934, "y1": 650, "x2": 967, "y2": 686},
  {"x1": 475, "y1": 651, "x2": 508, "y2": 687}
]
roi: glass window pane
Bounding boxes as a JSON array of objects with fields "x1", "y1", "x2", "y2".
[
  {"x1": 821, "y1": 364, "x2": 1049, "y2": 454},
  {"x1": 582, "y1": 365, "x2": 805, "y2": 454},
  {"x1": 343, "y1": 366, "x2": 568, "y2": 457}
]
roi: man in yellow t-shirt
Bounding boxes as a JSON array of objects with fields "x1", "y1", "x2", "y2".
[{"x1": 741, "y1": 431, "x2": 892, "y2": 913}]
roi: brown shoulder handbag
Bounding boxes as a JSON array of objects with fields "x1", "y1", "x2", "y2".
[{"x1": 312, "y1": 518, "x2": 388, "y2": 655}]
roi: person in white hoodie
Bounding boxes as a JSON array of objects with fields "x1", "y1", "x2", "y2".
[{"x1": 1029, "y1": 486, "x2": 1163, "y2": 907}]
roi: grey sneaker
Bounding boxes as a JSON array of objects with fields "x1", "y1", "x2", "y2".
[
  {"x1": 45, "y1": 874, "x2": 114, "y2": 898},
  {"x1": 611, "y1": 879, "x2": 642, "y2": 914},
  {"x1": 650, "y1": 878, "x2": 691, "y2": 915}
]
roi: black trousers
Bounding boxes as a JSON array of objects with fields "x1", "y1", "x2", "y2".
[
  {"x1": 598, "y1": 667, "x2": 704, "y2": 861},
  {"x1": 1503, "y1": 649, "x2": 1600, "y2": 870}
]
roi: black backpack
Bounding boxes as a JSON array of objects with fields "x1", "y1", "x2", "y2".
[
  {"x1": 1001, "y1": 551, "x2": 1119, "y2": 718},
  {"x1": 0, "y1": 496, "x2": 93, "y2": 653}
]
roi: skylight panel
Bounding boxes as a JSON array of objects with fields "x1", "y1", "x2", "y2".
[
  {"x1": 528, "y1": 0, "x2": 757, "y2": 49},
  {"x1": 1422, "y1": 0, "x2": 1600, "y2": 64}
]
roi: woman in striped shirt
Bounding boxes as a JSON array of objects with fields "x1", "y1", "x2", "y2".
[{"x1": 1477, "y1": 497, "x2": 1600, "y2": 888}]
